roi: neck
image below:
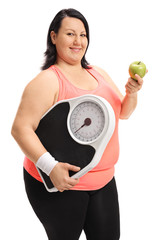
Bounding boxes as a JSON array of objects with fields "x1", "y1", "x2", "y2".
[{"x1": 55, "y1": 58, "x2": 83, "y2": 73}]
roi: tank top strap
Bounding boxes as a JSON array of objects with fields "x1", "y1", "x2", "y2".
[
  {"x1": 49, "y1": 65, "x2": 70, "y2": 100},
  {"x1": 86, "y1": 67, "x2": 106, "y2": 83}
]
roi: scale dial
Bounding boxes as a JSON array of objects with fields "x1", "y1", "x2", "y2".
[{"x1": 68, "y1": 101, "x2": 106, "y2": 143}]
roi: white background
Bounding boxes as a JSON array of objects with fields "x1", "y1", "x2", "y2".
[{"x1": 1, "y1": 0, "x2": 160, "y2": 239}]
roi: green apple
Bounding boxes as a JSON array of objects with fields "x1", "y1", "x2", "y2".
[{"x1": 129, "y1": 61, "x2": 146, "y2": 80}]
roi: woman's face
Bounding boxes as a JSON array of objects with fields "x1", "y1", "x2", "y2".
[{"x1": 51, "y1": 17, "x2": 88, "y2": 66}]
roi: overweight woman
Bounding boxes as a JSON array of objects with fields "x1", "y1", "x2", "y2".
[{"x1": 11, "y1": 8, "x2": 145, "y2": 240}]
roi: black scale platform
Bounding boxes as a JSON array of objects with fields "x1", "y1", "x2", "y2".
[{"x1": 35, "y1": 102, "x2": 95, "y2": 189}]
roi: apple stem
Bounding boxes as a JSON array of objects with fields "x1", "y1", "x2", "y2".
[{"x1": 138, "y1": 61, "x2": 141, "y2": 65}]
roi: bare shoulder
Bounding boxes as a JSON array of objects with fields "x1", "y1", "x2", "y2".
[
  {"x1": 91, "y1": 65, "x2": 123, "y2": 100},
  {"x1": 24, "y1": 68, "x2": 59, "y2": 103},
  {"x1": 26, "y1": 68, "x2": 58, "y2": 93},
  {"x1": 15, "y1": 69, "x2": 59, "y2": 130}
]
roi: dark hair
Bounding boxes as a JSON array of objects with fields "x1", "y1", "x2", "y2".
[{"x1": 41, "y1": 8, "x2": 90, "y2": 70}]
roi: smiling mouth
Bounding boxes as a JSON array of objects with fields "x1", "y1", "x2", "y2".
[{"x1": 70, "y1": 48, "x2": 82, "y2": 52}]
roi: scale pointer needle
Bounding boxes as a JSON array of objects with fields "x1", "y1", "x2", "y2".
[{"x1": 74, "y1": 118, "x2": 91, "y2": 133}]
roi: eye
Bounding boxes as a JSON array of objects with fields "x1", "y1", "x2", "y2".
[
  {"x1": 80, "y1": 34, "x2": 87, "y2": 37},
  {"x1": 67, "y1": 32, "x2": 74, "y2": 36}
]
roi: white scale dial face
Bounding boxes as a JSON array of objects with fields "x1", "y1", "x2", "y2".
[{"x1": 69, "y1": 101, "x2": 105, "y2": 142}]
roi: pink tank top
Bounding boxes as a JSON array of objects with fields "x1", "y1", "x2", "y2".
[{"x1": 23, "y1": 65, "x2": 122, "y2": 190}]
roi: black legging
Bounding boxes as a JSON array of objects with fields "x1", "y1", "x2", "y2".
[{"x1": 23, "y1": 168, "x2": 120, "y2": 240}]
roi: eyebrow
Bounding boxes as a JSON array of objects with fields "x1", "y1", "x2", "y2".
[{"x1": 65, "y1": 28, "x2": 86, "y2": 33}]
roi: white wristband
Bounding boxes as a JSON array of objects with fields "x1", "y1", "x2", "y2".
[{"x1": 36, "y1": 152, "x2": 58, "y2": 176}]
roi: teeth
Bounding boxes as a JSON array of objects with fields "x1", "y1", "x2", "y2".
[{"x1": 71, "y1": 48, "x2": 81, "y2": 52}]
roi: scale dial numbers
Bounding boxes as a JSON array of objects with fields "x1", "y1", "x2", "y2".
[{"x1": 69, "y1": 101, "x2": 105, "y2": 143}]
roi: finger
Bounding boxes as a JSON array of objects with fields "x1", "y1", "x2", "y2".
[
  {"x1": 125, "y1": 86, "x2": 135, "y2": 94},
  {"x1": 67, "y1": 177, "x2": 79, "y2": 186},
  {"x1": 58, "y1": 186, "x2": 67, "y2": 192},
  {"x1": 125, "y1": 82, "x2": 139, "y2": 93},
  {"x1": 59, "y1": 189, "x2": 64, "y2": 192},
  {"x1": 146, "y1": 69, "x2": 148, "y2": 74},
  {"x1": 67, "y1": 164, "x2": 81, "y2": 172},
  {"x1": 134, "y1": 74, "x2": 143, "y2": 85},
  {"x1": 125, "y1": 82, "x2": 135, "y2": 91},
  {"x1": 127, "y1": 82, "x2": 137, "y2": 91},
  {"x1": 126, "y1": 82, "x2": 142, "y2": 94},
  {"x1": 59, "y1": 182, "x2": 75, "y2": 192},
  {"x1": 66, "y1": 183, "x2": 76, "y2": 189},
  {"x1": 59, "y1": 186, "x2": 69, "y2": 192},
  {"x1": 128, "y1": 78, "x2": 139, "y2": 87}
]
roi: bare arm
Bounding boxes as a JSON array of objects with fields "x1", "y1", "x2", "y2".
[
  {"x1": 120, "y1": 93, "x2": 137, "y2": 119},
  {"x1": 120, "y1": 74, "x2": 144, "y2": 119},
  {"x1": 11, "y1": 69, "x2": 59, "y2": 163}
]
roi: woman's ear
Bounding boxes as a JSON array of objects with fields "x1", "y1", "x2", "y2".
[{"x1": 50, "y1": 31, "x2": 57, "y2": 44}]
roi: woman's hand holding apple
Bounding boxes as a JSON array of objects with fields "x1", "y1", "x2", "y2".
[
  {"x1": 126, "y1": 61, "x2": 148, "y2": 96},
  {"x1": 125, "y1": 74, "x2": 144, "y2": 96}
]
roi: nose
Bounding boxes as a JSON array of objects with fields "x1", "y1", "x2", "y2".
[{"x1": 73, "y1": 35, "x2": 81, "y2": 45}]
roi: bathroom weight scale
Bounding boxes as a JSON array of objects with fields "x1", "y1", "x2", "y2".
[{"x1": 35, "y1": 94, "x2": 115, "y2": 192}]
